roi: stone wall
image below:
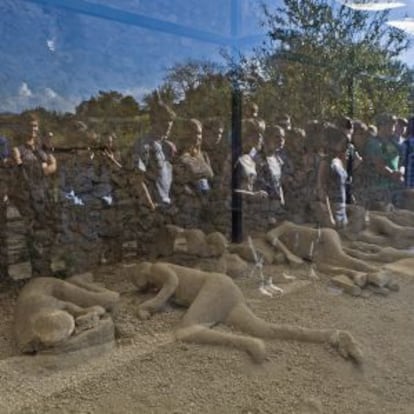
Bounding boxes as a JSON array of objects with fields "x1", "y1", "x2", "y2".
[{"x1": 4, "y1": 175, "x2": 286, "y2": 278}]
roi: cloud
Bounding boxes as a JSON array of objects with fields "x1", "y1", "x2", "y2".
[
  {"x1": 46, "y1": 39, "x2": 56, "y2": 52},
  {"x1": 121, "y1": 85, "x2": 154, "y2": 102},
  {"x1": 0, "y1": 85, "x2": 78, "y2": 113},
  {"x1": 44, "y1": 87, "x2": 58, "y2": 99},
  {"x1": 387, "y1": 18, "x2": 414, "y2": 35},
  {"x1": 337, "y1": 0, "x2": 406, "y2": 11},
  {"x1": 18, "y1": 82, "x2": 32, "y2": 98}
]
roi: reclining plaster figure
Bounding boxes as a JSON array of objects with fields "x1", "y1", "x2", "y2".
[
  {"x1": 372, "y1": 208, "x2": 414, "y2": 227},
  {"x1": 131, "y1": 262, "x2": 363, "y2": 364},
  {"x1": 152, "y1": 225, "x2": 227, "y2": 259},
  {"x1": 346, "y1": 207, "x2": 414, "y2": 250},
  {"x1": 266, "y1": 221, "x2": 390, "y2": 284},
  {"x1": 344, "y1": 241, "x2": 414, "y2": 263},
  {"x1": 15, "y1": 273, "x2": 119, "y2": 354}
]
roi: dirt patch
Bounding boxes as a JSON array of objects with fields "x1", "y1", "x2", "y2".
[{"x1": 1, "y1": 260, "x2": 414, "y2": 414}]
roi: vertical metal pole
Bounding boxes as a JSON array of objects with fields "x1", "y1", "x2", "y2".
[
  {"x1": 347, "y1": 48, "x2": 355, "y2": 118},
  {"x1": 231, "y1": 83, "x2": 243, "y2": 242},
  {"x1": 346, "y1": 47, "x2": 355, "y2": 204},
  {"x1": 230, "y1": 0, "x2": 243, "y2": 243},
  {"x1": 347, "y1": 75, "x2": 355, "y2": 119}
]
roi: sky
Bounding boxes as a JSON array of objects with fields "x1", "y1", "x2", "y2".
[{"x1": 0, "y1": 0, "x2": 413, "y2": 114}]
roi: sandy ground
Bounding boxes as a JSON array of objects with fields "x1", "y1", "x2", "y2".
[{"x1": 1, "y1": 258, "x2": 414, "y2": 414}]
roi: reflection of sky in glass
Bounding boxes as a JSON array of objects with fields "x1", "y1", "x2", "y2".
[
  {"x1": 388, "y1": 17, "x2": 414, "y2": 34},
  {"x1": 337, "y1": 0, "x2": 414, "y2": 71},
  {"x1": 0, "y1": 0, "x2": 413, "y2": 113},
  {"x1": 337, "y1": 1, "x2": 406, "y2": 11},
  {"x1": 85, "y1": 0, "x2": 233, "y2": 37},
  {"x1": 0, "y1": 0, "x2": 242, "y2": 112}
]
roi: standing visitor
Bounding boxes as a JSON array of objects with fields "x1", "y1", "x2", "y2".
[{"x1": 10, "y1": 114, "x2": 57, "y2": 276}]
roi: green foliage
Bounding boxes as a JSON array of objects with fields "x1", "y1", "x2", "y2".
[
  {"x1": 74, "y1": 91, "x2": 144, "y2": 150},
  {"x1": 76, "y1": 90, "x2": 140, "y2": 119},
  {"x1": 142, "y1": 85, "x2": 177, "y2": 113},
  {"x1": 148, "y1": 59, "x2": 232, "y2": 122},
  {"x1": 256, "y1": 0, "x2": 411, "y2": 123}
]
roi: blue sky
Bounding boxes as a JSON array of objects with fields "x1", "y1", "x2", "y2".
[{"x1": 0, "y1": 0, "x2": 413, "y2": 113}]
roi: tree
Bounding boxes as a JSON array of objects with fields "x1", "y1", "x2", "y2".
[
  {"x1": 142, "y1": 85, "x2": 177, "y2": 113},
  {"x1": 75, "y1": 91, "x2": 140, "y2": 119},
  {"x1": 256, "y1": 0, "x2": 411, "y2": 123},
  {"x1": 162, "y1": 59, "x2": 232, "y2": 121},
  {"x1": 164, "y1": 59, "x2": 225, "y2": 101}
]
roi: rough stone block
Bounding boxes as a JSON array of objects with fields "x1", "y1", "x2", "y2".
[
  {"x1": 367, "y1": 285, "x2": 390, "y2": 296},
  {"x1": 386, "y1": 280, "x2": 400, "y2": 292},
  {"x1": 8, "y1": 261, "x2": 32, "y2": 280},
  {"x1": 360, "y1": 289, "x2": 373, "y2": 299},
  {"x1": 351, "y1": 272, "x2": 367, "y2": 288},
  {"x1": 51, "y1": 258, "x2": 66, "y2": 274},
  {"x1": 367, "y1": 271, "x2": 391, "y2": 288},
  {"x1": 331, "y1": 275, "x2": 361, "y2": 296}
]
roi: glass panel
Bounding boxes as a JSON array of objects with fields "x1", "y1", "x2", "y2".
[
  {"x1": 0, "y1": 4, "x2": 413, "y2": 399},
  {"x1": 1, "y1": 2, "x2": 413, "y2": 272},
  {"x1": 87, "y1": 0, "x2": 233, "y2": 36}
]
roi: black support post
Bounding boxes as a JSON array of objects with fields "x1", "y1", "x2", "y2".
[{"x1": 231, "y1": 83, "x2": 243, "y2": 243}]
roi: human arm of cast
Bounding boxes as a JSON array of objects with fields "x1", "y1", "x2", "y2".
[{"x1": 137, "y1": 264, "x2": 179, "y2": 319}]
